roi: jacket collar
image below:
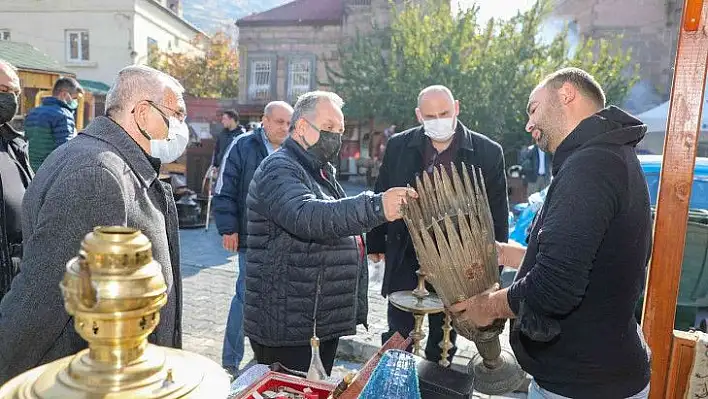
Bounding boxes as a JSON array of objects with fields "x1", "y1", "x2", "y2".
[
  {"x1": 41, "y1": 96, "x2": 73, "y2": 111},
  {"x1": 0, "y1": 123, "x2": 25, "y2": 141},
  {"x1": 405, "y1": 120, "x2": 475, "y2": 153},
  {"x1": 283, "y1": 136, "x2": 326, "y2": 172},
  {"x1": 82, "y1": 116, "x2": 158, "y2": 188}
]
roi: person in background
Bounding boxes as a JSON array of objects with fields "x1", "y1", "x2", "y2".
[
  {"x1": 212, "y1": 100, "x2": 294, "y2": 377},
  {"x1": 367, "y1": 85, "x2": 509, "y2": 365},
  {"x1": 0, "y1": 59, "x2": 33, "y2": 301},
  {"x1": 244, "y1": 91, "x2": 417, "y2": 373},
  {"x1": 0, "y1": 65, "x2": 188, "y2": 384},
  {"x1": 449, "y1": 67, "x2": 651, "y2": 399},
  {"x1": 24, "y1": 77, "x2": 83, "y2": 171},
  {"x1": 521, "y1": 143, "x2": 552, "y2": 197},
  {"x1": 212, "y1": 109, "x2": 245, "y2": 172}
]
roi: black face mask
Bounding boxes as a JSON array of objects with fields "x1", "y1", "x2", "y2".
[
  {"x1": 308, "y1": 130, "x2": 342, "y2": 164},
  {"x1": 302, "y1": 119, "x2": 342, "y2": 164},
  {"x1": 0, "y1": 92, "x2": 18, "y2": 125}
]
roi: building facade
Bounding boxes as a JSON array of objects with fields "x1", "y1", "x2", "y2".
[
  {"x1": 235, "y1": 0, "x2": 431, "y2": 175},
  {"x1": 551, "y1": 0, "x2": 682, "y2": 113},
  {"x1": 0, "y1": 0, "x2": 204, "y2": 86}
]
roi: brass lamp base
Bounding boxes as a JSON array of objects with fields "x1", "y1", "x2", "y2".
[{"x1": 0, "y1": 345, "x2": 230, "y2": 398}]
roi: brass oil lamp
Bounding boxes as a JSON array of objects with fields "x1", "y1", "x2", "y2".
[{"x1": 0, "y1": 226, "x2": 230, "y2": 398}]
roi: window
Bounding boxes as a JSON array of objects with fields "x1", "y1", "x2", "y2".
[
  {"x1": 66, "y1": 30, "x2": 90, "y2": 62},
  {"x1": 287, "y1": 58, "x2": 313, "y2": 102},
  {"x1": 0, "y1": 30, "x2": 10, "y2": 41},
  {"x1": 147, "y1": 37, "x2": 159, "y2": 58},
  {"x1": 248, "y1": 59, "x2": 272, "y2": 102}
]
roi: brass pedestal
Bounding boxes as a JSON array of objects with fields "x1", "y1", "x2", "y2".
[
  {"x1": 388, "y1": 272, "x2": 455, "y2": 367},
  {"x1": 0, "y1": 226, "x2": 230, "y2": 398}
]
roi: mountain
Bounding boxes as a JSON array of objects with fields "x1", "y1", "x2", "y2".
[{"x1": 182, "y1": 0, "x2": 290, "y2": 34}]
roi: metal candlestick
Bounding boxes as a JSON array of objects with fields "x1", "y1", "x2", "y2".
[
  {"x1": 388, "y1": 270, "x2": 453, "y2": 366},
  {"x1": 401, "y1": 163, "x2": 525, "y2": 395}
]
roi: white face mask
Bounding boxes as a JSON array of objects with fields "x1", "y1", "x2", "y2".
[
  {"x1": 150, "y1": 116, "x2": 189, "y2": 163},
  {"x1": 423, "y1": 117, "x2": 456, "y2": 142}
]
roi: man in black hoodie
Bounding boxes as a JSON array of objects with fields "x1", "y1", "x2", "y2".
[{"x1": 450, "y1": 67, "x2": 652, "y2": 398}]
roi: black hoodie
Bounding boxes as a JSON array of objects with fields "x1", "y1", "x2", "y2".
[{"x1": 507, "y1": 106, "x2": 652, "y2": 398}]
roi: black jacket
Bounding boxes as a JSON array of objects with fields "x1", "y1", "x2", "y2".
[
  {"x1": 213, "y1": 128, "x2": 269, "y2": 247},
  {"x1": 0, "y1": 123, "x2": 32, "y2": 300},
  {"x1": 245, "y1": 138, "x2": 388, "y2": 346},
  {"x1": 212, "y1": 126, "x2": 245, "y2": 167},
  {"x1": 366, "y1": 121, "x2": 509, "y2": 296},
  {"x1": 520, "y1": 144, "x2": 552, "y2": 183},
  {"x1": 507, "y1": 106, "x2": 652, "y2": 398}
]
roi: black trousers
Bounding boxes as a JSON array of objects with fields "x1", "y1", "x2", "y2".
[
  {"x1": 249, "y1": 338, "x2": 339, "y2": 374},
  {"x1": 382, "y1": 303, "x2": 458, "y2": 364}
]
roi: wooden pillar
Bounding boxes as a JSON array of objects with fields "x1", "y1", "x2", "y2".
[{"x1": 641, "y1": 0, "x2": 708, "y2": 397}]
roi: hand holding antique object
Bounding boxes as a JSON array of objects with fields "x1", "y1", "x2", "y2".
[
  {"x1": 0, "y1": 226, "x2": 230, "y2": 398},
  {"x1": 401, "y1": 163, "x2": 525, "y2": 395}
]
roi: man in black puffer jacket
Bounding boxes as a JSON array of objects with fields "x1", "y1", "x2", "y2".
[{"x1": 245, "y1": 91, "x2": 416, "y2": 373}]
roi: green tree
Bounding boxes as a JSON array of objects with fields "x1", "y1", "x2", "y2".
[
  {"x1": 327, "y1": 0, "x2": 639, "y2": 161},
  {"x1": 148, "y1": 31, "x2": 239, "y2": 99}
]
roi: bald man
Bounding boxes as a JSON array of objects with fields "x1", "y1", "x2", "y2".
[
  {"x1": 366, "y1": 85, "x2": 509, "y2": 364},
  {"x1": 212, "y1": 100, "x2": 294, "y2": 377},
  {"x1": 0, "y1": 59, "x2": 33, "y2": 301}
]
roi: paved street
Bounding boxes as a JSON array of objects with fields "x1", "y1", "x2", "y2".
[{"x1": 179, "y1": 179, "x2": 527, "y2": 398}]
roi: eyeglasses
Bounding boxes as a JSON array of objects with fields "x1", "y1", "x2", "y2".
[{"x1": 145, "y1": 100, "x2": 186, "y2": 122}]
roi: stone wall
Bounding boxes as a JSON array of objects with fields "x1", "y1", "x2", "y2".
[{"x1": 551, "y1": 0, "x2": 683, "y2": 112}]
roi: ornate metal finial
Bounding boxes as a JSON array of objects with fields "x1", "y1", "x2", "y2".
[{"x1": 402, "y1": 163, "x2": 525, "y2": 395}]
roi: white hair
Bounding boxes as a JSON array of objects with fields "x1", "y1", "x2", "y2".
[
  {"x1": 417, "y1": 85, "x2": 454, "y2": 107},
  {"x1": 105, "y1": 65, "x2": 184, "y2": 117},
  {"x1": 0, "y1": 59, "x2": 18, "y2": 73},
  {"x1": 290, "y1": 91, "x2": 344, "y2": 131},
  {"x1": 264, "y1": 100, "x2": 294, "y2": 116}
]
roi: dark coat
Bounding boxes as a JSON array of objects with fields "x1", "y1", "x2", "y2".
[
  {"x1": 212, "y1": 128, "x2": 269, "y2": 247},
  {"x1": 244, "y1": 137, "x2": 387, "y2": 346},
  {"x1": 507, "y1": 107, "x2": 651, "y2": 398},
  {"x1": 0, "y1": 116, "x2": 182, "y2": 384},
  {"x1": 212, "y1": 126, "x2": 245, "y2": 167},
  {"x1": 0, "y1": 123, "x2": 33, "y2": 300},
  {"x1": 366, "y1": 121, "x2": 510, "y2": 296},
  {"x1": 521, "y1": 144, "x2": 552, "y2": 183}
]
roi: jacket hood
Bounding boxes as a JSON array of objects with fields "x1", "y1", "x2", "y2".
[{"x1": 552, "y1": 106, "x2": 647, "y2": 175}]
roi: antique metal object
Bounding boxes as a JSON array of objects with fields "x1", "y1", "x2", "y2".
[
  {"x1": 402, "y1": 163, "x2": 524, "y2": 395},
  {"x1": 0, "y1": 226, "x2": 230, "y2": 398}
]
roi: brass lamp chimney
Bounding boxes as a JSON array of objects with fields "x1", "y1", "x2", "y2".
[
  {"x1": 0, "y1": 226, "x2": 230, "y2": 398},
  {"x1": 402, "y1": 163, "x2": 525, "y2": 395}
]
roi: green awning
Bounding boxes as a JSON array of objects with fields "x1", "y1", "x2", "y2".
[
  {"x1": 0, "y1": 41, "x2": 72, "y2": 75},
  {"x1": 78, "y1": 79, "x2": 111, "y2": 96}
]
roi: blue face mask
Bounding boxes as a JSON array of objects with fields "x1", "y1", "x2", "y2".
[{"x1": 67, "y1": 98, "x2": 79, "y2": 110}]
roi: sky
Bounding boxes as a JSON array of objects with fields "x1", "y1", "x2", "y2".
[{"x1": 455, "y1": 0, "x2": 538, "y2": 22}]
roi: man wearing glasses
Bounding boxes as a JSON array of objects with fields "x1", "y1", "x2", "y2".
[
  {"x1": 0, "y1": 65, "x2": 188, "y2": 385},
  {"x1": 366, "y1": 85, "x2": 509, "y2": 365}
]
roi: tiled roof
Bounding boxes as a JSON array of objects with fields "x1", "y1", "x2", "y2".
[
  {"x1": 0, "y1": 41, "x2": 73, "y2": 75},
  {"x1": 237, "y1": 0, "x2": 345, "y2": 27}
]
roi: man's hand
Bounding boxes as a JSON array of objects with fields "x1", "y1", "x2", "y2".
[
  {"x1": 448, "y1": 283, "x2": 505, "y2": 328},
  {"x1": 222, "y1": 233, "x2": 239, "y2": 252},
  {"x1": 382, "y1": 187, "x2": 418, "y2": 221},
  {"x1": 496, "y1": 241, "x2": 527, "y2": 269},
  {"x1": 368, "y1": 253, "x2": 385, "y2": 263}
]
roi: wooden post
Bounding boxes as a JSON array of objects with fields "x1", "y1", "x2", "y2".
[{"x1": 641, "y1": 0, "x2": 708, "y2": 397}]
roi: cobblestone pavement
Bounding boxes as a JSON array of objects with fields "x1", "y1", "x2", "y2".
[{"x1": 180, "y1": 179, "x2": 528, "y2": 398}]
